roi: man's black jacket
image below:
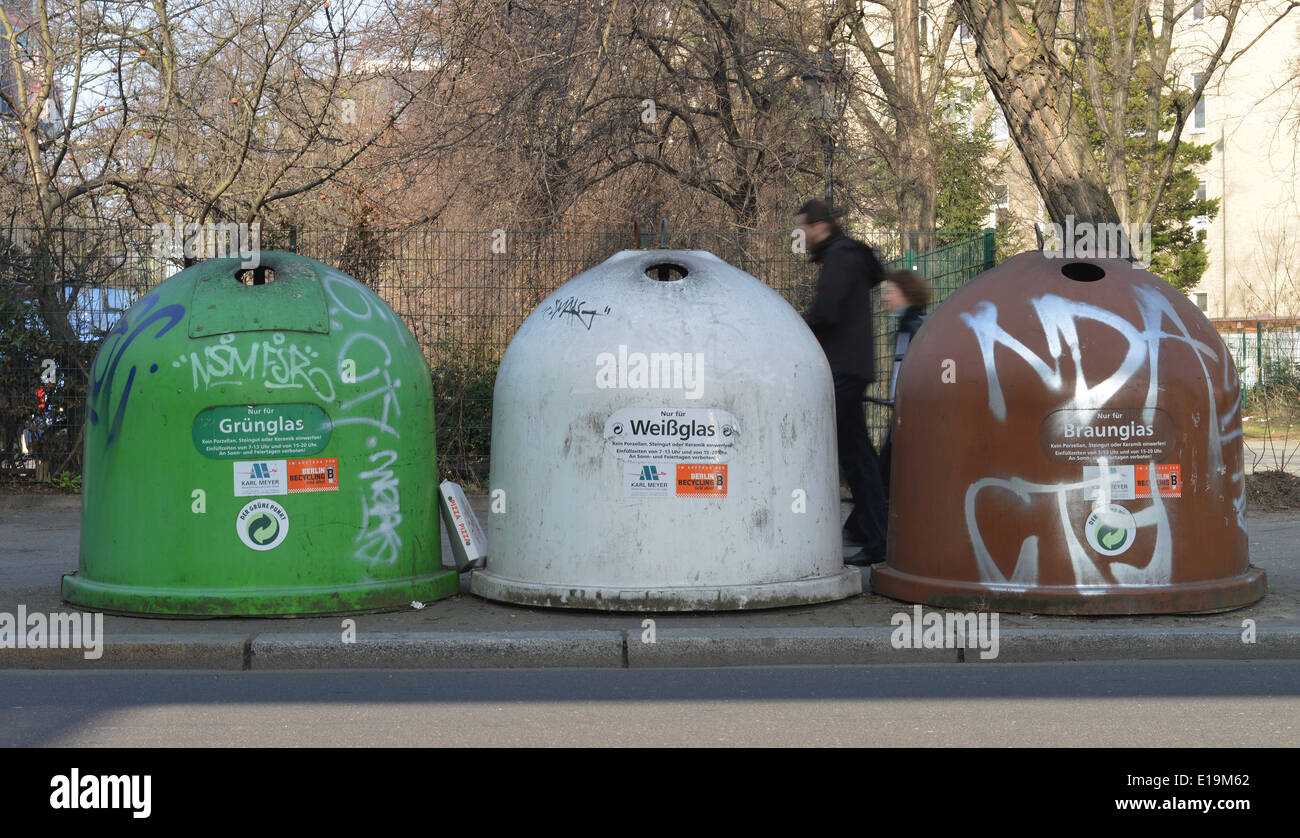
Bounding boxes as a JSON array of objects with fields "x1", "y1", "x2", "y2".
[{"x1": 803, "y1": 232, "x2": 886, "y2": 382}]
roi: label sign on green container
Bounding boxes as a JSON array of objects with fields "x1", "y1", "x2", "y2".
[{"x1": 193, "y1": 403, "x2": 332, "y2": 458}]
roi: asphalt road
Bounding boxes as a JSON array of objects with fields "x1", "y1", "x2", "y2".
[
  {"x1": 4, "y1": 661, "x2": 1298, "y2": 747},
  {"x1": 1243, "y1": 438, "x2": 1300, "y2": 474}
]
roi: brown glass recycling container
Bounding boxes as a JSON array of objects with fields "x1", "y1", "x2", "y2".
[{"x1": 872, "y1": 251, "x2": 1267, "y2": 614}]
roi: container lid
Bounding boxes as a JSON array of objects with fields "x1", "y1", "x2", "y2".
[{"x1": 189, "y1": 254, "x2": 329, "y2": 338}]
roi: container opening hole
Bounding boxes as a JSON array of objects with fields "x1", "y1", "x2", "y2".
[
  {"x1": 647, "y1": 263, "x2": 688, "y2": 282},
  {"x1": 235, "y1": 267, "x2": 275, "y2": 286},
  {"x1": 1061, "y1": 262, "x2": 1105, "y2": 282}
]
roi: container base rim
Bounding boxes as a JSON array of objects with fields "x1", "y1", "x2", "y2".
[{"x1": 468, "y1": 567, "x2": 863, "y2": 611}]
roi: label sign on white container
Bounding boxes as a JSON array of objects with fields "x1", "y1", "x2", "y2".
[
  {"x1": 603, "y1": 407, "x2": 738, "y2": 463},
  {"x1": 624, "y1": 463, "x2": 674, "y2": 498}
]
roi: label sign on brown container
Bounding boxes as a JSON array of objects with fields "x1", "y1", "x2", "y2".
[{"x1": 1039, "y1": 407, "x2": 1176, "y2": 464}]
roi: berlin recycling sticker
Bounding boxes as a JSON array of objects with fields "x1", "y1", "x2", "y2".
[
  {"x1": 1084, "y1": 504, "x2": 1137, "y2": 557},
  {"x1": 236, "y1": 498, "x2": 290, "y2": 551}
]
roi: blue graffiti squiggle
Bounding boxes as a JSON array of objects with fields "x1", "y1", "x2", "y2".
[{"x1": 89, "y1": 293, "x2": 186, "y2": 445}]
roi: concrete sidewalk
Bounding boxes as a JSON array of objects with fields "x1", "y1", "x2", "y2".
[{"x1": 1, "y1": 492, "x2": 1297, "y2": 669}]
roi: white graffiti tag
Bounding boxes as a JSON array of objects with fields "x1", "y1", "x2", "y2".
[
  {"x1": 324, "y1": 271, "x2": 410, "y2": 568},
  {"x1": 960, "y1": 287, "x2": 1245, "y2": 587},
  {"x1": 354, "y1": 448, "x2": 403, "y2": 566},
  {"x1": 965, "y1": 466, "x2": 1172, "y2": 588},
  {"x1": 174, "y1": 332, "x2": 336, "y2": 400},
  {"x1": 334, "y1": 332, "x2": 402, "y2": 437},
  {"x1": 963, "y1": 295, "x2": 1163, "y2": 421}
]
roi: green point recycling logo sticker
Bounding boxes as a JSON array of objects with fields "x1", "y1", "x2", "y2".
[
  {"x1": 237, "y1": 499, "x2": 289, "y2": 551},
  {"x1": 1085, "y1": 504, "x2": 1136, "y2": 557}
]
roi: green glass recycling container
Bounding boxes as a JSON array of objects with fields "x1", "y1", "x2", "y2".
[{"x1": 62, "y1": 252, "x2": 457, "y2": 615}]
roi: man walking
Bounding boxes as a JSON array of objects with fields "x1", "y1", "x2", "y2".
[{"x1": 795, "y1": 199, "x2": 888, "y2": 565}]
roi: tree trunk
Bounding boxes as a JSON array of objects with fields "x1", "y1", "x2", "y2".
[
  {"x1": 31, "y1": 236, "x2": 80, "y2": 350},
  {"x1": 954, "y1": 0, "x2": 1121, "y2": 227},
  {"x1": 895, "y1": 108, "x2": 935, "y2": 252},
  {"x1": 893, "y1": 0, "x2": 936, "y2": 252}
]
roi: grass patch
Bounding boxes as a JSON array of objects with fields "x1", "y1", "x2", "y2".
[{"x1": 1241, "y1": 418, "x2": 1300, "y2": 440}]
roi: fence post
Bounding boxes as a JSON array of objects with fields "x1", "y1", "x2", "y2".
[
  {"x1": 905, "y1": 248, "x2": 916, "y2": 270},
  {"x1": 288, "y1": 225, "x2": 298, "y2": 254},
  {"x1": 1241, "y1": 331, "x2": 1247, "y2": 387},
  {"x1": 982, "y1": 227, "x2": 996, "y2": 271},
  {"x1": 1257, "y1": 320, "x2": 1263, "y2": 386}
]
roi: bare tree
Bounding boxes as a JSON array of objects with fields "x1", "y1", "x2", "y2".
[
  {"x1": 374, "y1": 1, "x2": 836, "y2": 232},
  {"x1": 834, "y1": 0, "x2": 964, "y2": 242},
  {"x1": 0, "y1": 0, "x2": 486, "y2": 227},
  {"x1": 953, "y1": 0, "x2": 1298, "y2": 231},
  {"x1": 1240, "y1": 219, "x2": 1300, "y2": 317},
  {"x1": 374, "y1": 1, "x2": 1008, "y2": 238},
  {"x1": 952, "y1": 0, "x2": 1121, "y2": 225},
  {"x1": 0, "y1": 0, "x2": 489, "y2": 337}
]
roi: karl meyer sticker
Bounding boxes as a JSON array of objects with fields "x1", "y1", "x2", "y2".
[
  {"x1": 624, "y1": 463, "x2": 673, "y2": 498},
  {"x1": 1085, "y1": 504, "x2": 1137, "y2": 557},
  {"x1": 604, "y1": 407, "x2": 738, "y2": 463},
  {"x1": 234, "y1": 460, "x2": 286, "y2": 497},
  {"x1": 237, "y1": 499, "x2": 289, "y2": 551}
]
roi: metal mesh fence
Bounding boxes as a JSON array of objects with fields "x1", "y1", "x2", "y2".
[
  {"x1": 2, "y1": 226, "x2": 171, "y2": 482},
  {"x1": 1, "y1": 226, "x2": 993, "y2": 484},
  {"x1": 1217, "y1": 321, "x2": 1300, "y2": 474},
  {"x1": 1219, "y1": 322, "x2": 1300, "y2": 396}
]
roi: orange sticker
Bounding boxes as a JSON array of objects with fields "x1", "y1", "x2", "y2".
[
  {"x1": 1135, "y1": 464, "x2": 1180, "y2": 497},
  {"x1": 287, "y1": 457, "x2": 340, "y2": 493},
  {"x1": 676, "y1": 464, "x2": 727, "y2": 496}
]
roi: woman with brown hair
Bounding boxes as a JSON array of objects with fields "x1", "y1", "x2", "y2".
[{"x1": 879, "y1": 269, "x2": 930, "y2": 501}]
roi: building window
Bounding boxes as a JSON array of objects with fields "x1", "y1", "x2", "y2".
[
  {"x1": 1191, "y1": 72, "x2": 1206, "y2": 132},
  {"x1": 1191, "y1": 179, "x2": 1209, "y2": 236},
  {"x1": 943, "y1": 87, "x2": 974, "y2": 130},
  {"x1": 990, "y1": 98, "x2": 1008, "y2": 141},
  {"x1": 958, "y1": 22, "x2": 973, "y2": 43},
  {"x1": 992, "y1": 184, "x2": 1010, "y2": 209},
  {"x1": 1195, "y1": 293, "x2": 1208, "y2": 311},
  {"x1": 918, "y1": 0, "x2": 928, "y2": 48},
  {"x1": 1192, "y1": 0, "x2": 1205, "y2": 21}
]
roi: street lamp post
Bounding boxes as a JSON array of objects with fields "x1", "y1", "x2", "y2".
[{"x1": 802, "y1": 52, "x2": 844, "y2": 209}]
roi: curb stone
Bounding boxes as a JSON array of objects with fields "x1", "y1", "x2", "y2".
[
  {"x1": 248, "y1": 630, "x2": 627, "y2": 669},
  {"x1": 0, "y1": 494, "x2": 81, "y2": 512},
  {"x1": 0, "y1": 635, "x2": 247, "y2": 670},
  {"x1": 6, "y1": 627, "x2": 1295, "y2": 670}
]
